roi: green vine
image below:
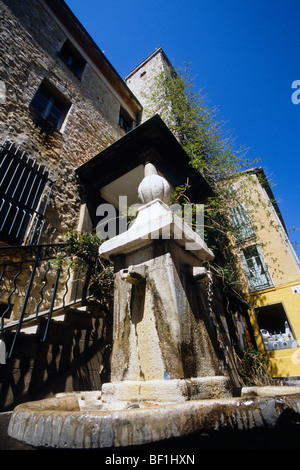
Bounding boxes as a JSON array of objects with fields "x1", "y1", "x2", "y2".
[
  {"x1": 143, "y1": 64, "x2": 289, "y2": 299},
  {"x1": 56, "y1": 230, "x2": 114, "y2": 314}
]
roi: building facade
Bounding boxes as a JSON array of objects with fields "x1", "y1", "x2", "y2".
[
  {"x1": 0, "y1": 1, "x2": 299, "y2": 413},
  {"x1": 0, "y1": 0, "x2": 141, "y2": 246},
  {"x1": 229, "y1": 168, "x2": 300, "y2": 378},
  {"x1": 125, "y1": 47, "x2": 173, "y2": 123},
  {"x1": 0, "y1": 0, "x2": 142, "y2": 409},
  {"x1": 125, "y1": 48, "x2": 300, "y2": 379}
]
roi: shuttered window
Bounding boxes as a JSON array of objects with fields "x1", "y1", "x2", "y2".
[
  {"x1": 241, "y1": 245, "x2": 272, "y2": 291},
  {"x1": 59, "y1": 40, "x2": 86, "y2": 79},
  {"x1": 0, "y1": 140, "x2": 54, "y2": 245},
  {"x1": 229, "y1": 204, "x2": 255, "y2": 240},
  {"x1": 30, "y1": 81, "x2": 70, "y2": 131}
]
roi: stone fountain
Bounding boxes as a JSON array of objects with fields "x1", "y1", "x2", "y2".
[{"x1": 7, "y1": 162, "x2": 300, "y2": 449}]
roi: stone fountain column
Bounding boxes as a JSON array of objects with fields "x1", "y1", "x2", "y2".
[{"x1": 99, "y1": 162, "x2": 231, "y2": 405}]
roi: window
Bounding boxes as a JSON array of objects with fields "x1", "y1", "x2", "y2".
[
  {"x1": 0, "y1": 140, "x2": 54, "y2": 245},
  {"x1": 255, "y1": 303, "x2": 298, "y2": 350},
  {"x1": 241, "y1": 245, "x2": 272, "y2": 291},
  {"x1": 30, "y1": 81, "x2": 70, "y2": 131},
  {"x1": 229, "y1": 204, "x2": 255, "y2": 240},
  {"x1": 119, "y1": 108, "x2": 134, "y2": 133},
  {"x1": 59, "y1": 40, "x2": 86, "y2": 79}
]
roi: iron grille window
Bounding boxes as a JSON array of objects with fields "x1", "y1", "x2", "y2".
[
  {"x1": 59, "y1": 40, "x2": 86, "y2": 79},
  {"x1": 30, "y1": 81, "x2": 71, "y2": 131},
  {"x1": 229, "y1": 204, "x2": 255, "y2": 240},
  {"x1": 241, "y1": 245, "x2": 272, "y2": 291},
  {"x1": 0, "y1": 139, "x2": 55, "y2": 245}
]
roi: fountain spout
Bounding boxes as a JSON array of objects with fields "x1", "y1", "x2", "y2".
[{"x1": 121, "y1": 265, "x2": 146, "y2": 285}]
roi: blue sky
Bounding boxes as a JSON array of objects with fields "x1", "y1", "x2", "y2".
[{"x1": 65, "y1": 0, "x2": 300, "y2": 251}]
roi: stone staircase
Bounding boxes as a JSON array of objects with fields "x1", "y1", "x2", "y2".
[{"x1": 0, "y1": 302, "x2": 111, "y2": 412}]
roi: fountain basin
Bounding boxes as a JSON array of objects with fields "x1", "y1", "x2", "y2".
[{"x1": 7, "y1": 387, "x2": 300, "y2": 449}]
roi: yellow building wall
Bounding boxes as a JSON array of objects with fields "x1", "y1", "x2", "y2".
[
  {"x1": 234, "y1": 171, "x2": 300, "y2": 377},
  {"x1": 249, "y1": 282, "x2": 300, "y2": 377},
  {"x1": 235, "y1": 173, "x2": 300, "y2": 286}
]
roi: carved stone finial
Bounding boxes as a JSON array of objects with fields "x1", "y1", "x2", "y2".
[{"x1": 138, "y1": 162, "x2": 171, "y2": 204}]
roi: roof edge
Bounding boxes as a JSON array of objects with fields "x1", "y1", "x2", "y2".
[
  {"x1": 125, "y1": 46, "x2": 174, "y2": 80},
  {"x1": 41, "y1": 0, "x2": 142, "y2": 113},
  {"x1": 242, "y1": 166, "x2": 287, "y2": 234}
]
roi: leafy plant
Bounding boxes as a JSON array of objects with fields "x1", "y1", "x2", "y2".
[
  {"x1": 143, "y1": 63, "x2": 253, "y2": 184},
  {"x1": 237, "y1": 347, "x2": 273, "y2": 386},
  {"x1": 143, "y1": 64, "x2": 287, "y2": 298},
  {"x1": 57, "y1": 230, "x2": 114, "y2": 312}
]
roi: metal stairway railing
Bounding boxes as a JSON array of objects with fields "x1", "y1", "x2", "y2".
[{"x1": 0, "y1": 243, "x2": 84, "y2": 358}]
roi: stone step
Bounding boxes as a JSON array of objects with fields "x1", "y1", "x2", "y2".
[
  {"x1": 64, "y1": 305, "x2": 103, "y2": 330},
  {"x1": 1, "y1": 302, "x2": 107, "y2": 360},
  {"x1": 2, "y1": 301, "x2": 83, "y2": 335}
]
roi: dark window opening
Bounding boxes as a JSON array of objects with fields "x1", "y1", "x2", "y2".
[
  {"x1": 255, "y1": 303, "x2": 297, "y2": 350},
  {"x1": 0, "y1": 140, "x2": 54, "y2": 245},
  {"x1": 119, "y1": 108, "x2": 134, "y2": 133},
  {"x1": 30, "y1": 81, "x2": 71, "y2": 131},
  {"x1": 59, "y1": 40, "x2": 86, "y2": 79}
]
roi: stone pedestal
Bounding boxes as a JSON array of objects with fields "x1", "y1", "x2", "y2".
[
  {"x1": 99, "y1": 194, "x2": 230, "y2": 404},
  {"x1": 102, "y1": 377, "x2": 231, "y2": 405}
]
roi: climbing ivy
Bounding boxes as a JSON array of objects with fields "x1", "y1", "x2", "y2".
[{"x1": 143, "y1": 63, "x2": 285, "y2": 298}]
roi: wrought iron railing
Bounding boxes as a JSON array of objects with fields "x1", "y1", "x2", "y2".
[{"x1": 0, "y1": 243, "x2": 84, "y2": 358}]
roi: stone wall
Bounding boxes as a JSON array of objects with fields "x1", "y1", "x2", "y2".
[
  {"x1": 0, "y1": 0, "x2": 138, "y2": 406},
  {"x1": 0, "y1": 0, "x2": 133, "y2": 243}
]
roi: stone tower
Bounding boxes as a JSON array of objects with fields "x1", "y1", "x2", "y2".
[{"x1": 125, "y1": 47, "x2": 173, "y2": 123}]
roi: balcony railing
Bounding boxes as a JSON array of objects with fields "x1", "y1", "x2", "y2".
[{"x1": 0, "y1": 243, "x2": 84, "y2": 358}]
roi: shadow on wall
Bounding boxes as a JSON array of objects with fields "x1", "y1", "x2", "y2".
[
  {"x1": 0, "y1": 306, "x2": 112, "y2": 411},
  {"x1": 265, "y1": 348, "x2": 300, "y2": 381}
]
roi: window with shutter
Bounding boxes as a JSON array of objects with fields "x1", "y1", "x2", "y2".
[
  {"x1": 30, "y1": 81, "x2": 71, "y2": 132},
  {"x1": 229, "y1": 204, "x2": 255, "y2": 240},
  {"x1": 59, "y1": 40, "x2": 86, "y2": 79},
  {"x1": 241, "y1": 245, "x2": 272, "y2": 291},
  {"x1": 0, "y1": 140, "x2": 54, "y2": 245}
]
